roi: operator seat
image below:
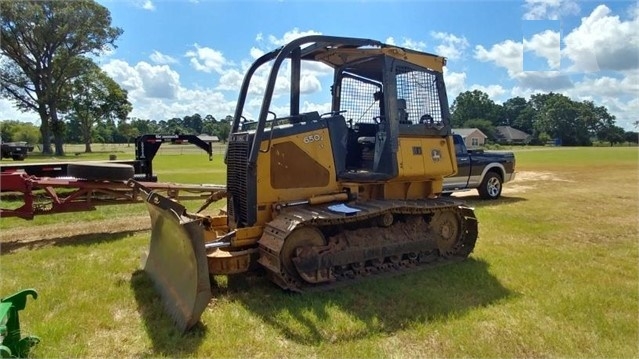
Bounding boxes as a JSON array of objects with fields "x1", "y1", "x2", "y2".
[{"x1": 398, "y1": 99, "x2": 411, "y2": 125}]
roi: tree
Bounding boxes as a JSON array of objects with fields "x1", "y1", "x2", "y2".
[
  {"x1": 450, "y1": 90, "x2": 501, "y2": 127},
  {"x1": 501, "y1": 96, "x2": 534, "y2": 132},
  {"x1": 597, "y1": 125, "x2": 625, "y2": 146},
  {"x1": 624, "y1": 131, "x2": 638, "y2": 144},
  {"x1": 63, "y1": 60, "x2": 131, "y2": 152},
  {"x1": 577, "y1": 100, "x2": 617, "y2": 138},
  {"x1": 463, "y1": 119, "x2": 496, "y2": 141},
  {"x1": 512, "y1": 105, "x2": 536, "y2": 136},
  {"x1": 0, "y1": 120, "x2": 41, "y2": 144},
  {"x1": 212, "y1": 116, "x2": 233, "y2": 143},
  {"x1": 202, "y1": 115, "x2": 218, "y2": 135},
  {"x1": 93, "y1": 118, "x2": 117, "y2": 144},
  {"x1": 118, "y1": 121, "x2": 140, "y2": 146},
  {"x1": 183, "y1": 113, "x2": 203, "y2": 134},
  {"x1": 1, "y1": 0, "x2": 122, "y2": 155},
  {"x1": 129, "y1": 117, "x2": 160, "y2": 135},
  {"x1": 165, "y1": 117, "x2": 187, "y2": 134},
  {"x1": 533, "y1": 93, "x2": 591, "y2": 146}
]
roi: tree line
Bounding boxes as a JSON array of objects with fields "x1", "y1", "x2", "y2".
[
  {"x1": 451, "y1": 90, "x2": 638, "y2": 146},
  {"x1": 1, "y1": 113, "x2": 233, "y2": 148}
]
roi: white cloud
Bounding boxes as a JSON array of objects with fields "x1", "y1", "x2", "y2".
[
  {"x1": 101, "y1": 59, "x2": 236, "y2": 121},
  {"x1": 102, "y1": 59, "x2": 180, "y2": 100},
  {"x1": 301, "y1": 100, "x2": 331, "y2": 115},
  {"x1": 523, "y1": 29, "x2": 560, "y2": 69},
  {"x1": 523, "y1": 0, "x2": 580, "y2": 20},
  {"x1": 250, "y1": 47, "x2": 264, "y2": 60},
  {"x1": 137, "y1": 63, "x2": 180, "y2": 99},
  {"x1": 569, "y1": 72, "x2": 639, "y2": 99},
  {"x1": 301, "y1": 61, "x2": 333, "y2": 78},
  {"x1": 474, "y1": 39, "x2": 523, "y2": 77},
  {"x1": 385, "y1": 36, "x2": 426, "y2": 51},
  {"x1": 470, "y1": 84, "x2": 507, "y2": 101},
  {"x1": 268, "y1": 28, "x2": 322, "y2": 47},
  {"x1": 217, "y1": 69, "x2": 244, "y2": 92},
  {"x1": 562, "y1": 5, "x2": 639, "y2": 72},
  {"x1": 132, "y1": 0, "x2": 155, "y2": 11},
  {"x1": 186, "y1": 44, "x2": 229, "y2": 74},
  {"x1": 515, "y1": 71, "x2": 573, "y2": 91},
  {"x1": 101, "y1": 59, "x2": 144, "y2": 91},
  {"x1": 300, "y1": 74, "x2": 321, "y2": 94},
  {"x1": 149, "y1": 51, "x2": 178, "y2": 65},
  {"x1": 431, "y1": 32, "x2": 469, "y2": 60},
  {"x1": 443, "y1": 68, "x2": 467, "y2": 100}
]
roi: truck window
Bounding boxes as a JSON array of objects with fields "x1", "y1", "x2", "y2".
[{"x1": 453, "y1": 135, "x2": 466, "y2": 155}]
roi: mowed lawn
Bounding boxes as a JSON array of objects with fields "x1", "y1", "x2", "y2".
[{"x1": 0, "y1": 146, "x2": 637, "y2": 358}]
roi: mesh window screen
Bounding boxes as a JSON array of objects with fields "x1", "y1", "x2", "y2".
[
  {"x1": 339, "y1": 75, "x2": 381, "y2": 124},
  {"x1": 396, "y1": 66, "x2": 443, "y2": 125}
]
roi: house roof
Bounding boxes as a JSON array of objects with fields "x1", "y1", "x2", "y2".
[
  {"x1": 452, "y1": 128, "x2": 487, "y2": 139},
  {"x1": 496, "y1": 126, "x2": 531, "y2": 141},
  {"x1": 198, "y1": 135, "x2": 220, "y2": 142}
]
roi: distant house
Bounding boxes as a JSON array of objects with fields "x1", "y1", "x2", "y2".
[
  {"x1": 452, "y1": 128, "x2": 487, "y2": 148},
  {"x1": 197, "y1": 135, "x2": 220, "y2": 143},
  {"x1": 495, "y1": 126, "x2": 531, "y2": 145}
]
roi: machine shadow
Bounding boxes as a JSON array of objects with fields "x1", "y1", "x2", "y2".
[
  {"x1": 129, "y1": 270, "x2": 207, "y2": 356},
  {"x1": 453, "y1": 195, "x2": 527, "y2": 208},
  {"x1": 221, "y1": 258, "x2": 513, "y2": 345},
  {"x1": 0, "y1": 230, "x2": 140, "y2": 255}
]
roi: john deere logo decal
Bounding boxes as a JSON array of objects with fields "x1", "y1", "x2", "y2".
[{"x1": 431, "y1": 149, "x2": 441, "y2": 162}]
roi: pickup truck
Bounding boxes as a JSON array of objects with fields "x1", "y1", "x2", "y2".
[
  {"x1": 442, "y1": 134, "x2": 516, "y2": 199},
  {"x1": 0, "y1": 141, "x2": 34, "y2": 161}
]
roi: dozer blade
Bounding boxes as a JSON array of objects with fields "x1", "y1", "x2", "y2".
[{"x1": 143, "y1": 191, "x2": 211, "y2": 332}]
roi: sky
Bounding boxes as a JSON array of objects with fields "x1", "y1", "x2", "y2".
[{"x1": 1, "y1": 0, "x2": 638, "y2": 130}]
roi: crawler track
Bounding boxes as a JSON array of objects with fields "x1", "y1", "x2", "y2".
[{"x1": 258, "y1": 198, "x2": 478, "y2": 292}]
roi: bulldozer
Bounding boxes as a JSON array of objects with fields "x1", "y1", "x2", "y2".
[{"x1": 133, "y1": 35, "x2": 478, "y2": 332}]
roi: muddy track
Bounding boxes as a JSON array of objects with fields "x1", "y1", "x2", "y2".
[{"x1": 0, "y1": 215, "x2": 151, "y2": 254}]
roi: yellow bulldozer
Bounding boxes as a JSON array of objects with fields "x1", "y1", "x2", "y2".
[{"x1": 134, "y1": 35, "x2": 478, "y2": 331}]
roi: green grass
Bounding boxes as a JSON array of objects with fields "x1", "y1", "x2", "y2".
[{"x1": 1, "y1": 146, "x2": 638, "y2": 358}]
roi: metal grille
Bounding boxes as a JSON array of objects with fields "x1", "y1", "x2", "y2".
[
  {"x1": 226, "y1": 140, "x2": 250, "y2": 226},
  {"x1": 339, "y1": 76, "x2": 381, "y2": 124},
  {"x1": 396, "y1": 66, "x2": 443, "y2": 125}
]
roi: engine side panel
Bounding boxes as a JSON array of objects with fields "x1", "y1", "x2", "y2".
[
  {"x1": 396, "y1": 135, "x2": 458, "y2": 181},
  {"x1": 255, "y1": 126, "x2": 341, "y2": 225}
]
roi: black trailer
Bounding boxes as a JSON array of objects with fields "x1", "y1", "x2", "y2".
[{"x1": 0, "y1": 141, "x2": 35, "y2": 161}]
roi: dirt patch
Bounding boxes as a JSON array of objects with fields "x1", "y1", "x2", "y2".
[
  {"x1": 514, "y1": 171, "x2": 573, "y2": 183},
  {"x1": 502, "y1": 170, "x2": 573, "y2": 195},
  {"x1": 452, "y1": 170, "x2": 571, "y2": 197},
  {"x1": 0, "y1": 215, "x2": 151, "y2": 253},
  {"x1": 502, "y1": 184, "x2": 535, "y2": 195}
]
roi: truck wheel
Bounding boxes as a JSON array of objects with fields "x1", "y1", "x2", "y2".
[
  {"x1": 478, "y1": 172, "x2": 502, "y2": 199},
  {"x1": 67, "y1": 162, "x2": 135, "y2": 181},
  {"x1": 11, "y1": 154, "x2": 26, "y2": 161}
]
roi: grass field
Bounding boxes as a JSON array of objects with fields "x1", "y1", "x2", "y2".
[{"x1": 1, "y1": 145, "x2": 637, "y2": 358}]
